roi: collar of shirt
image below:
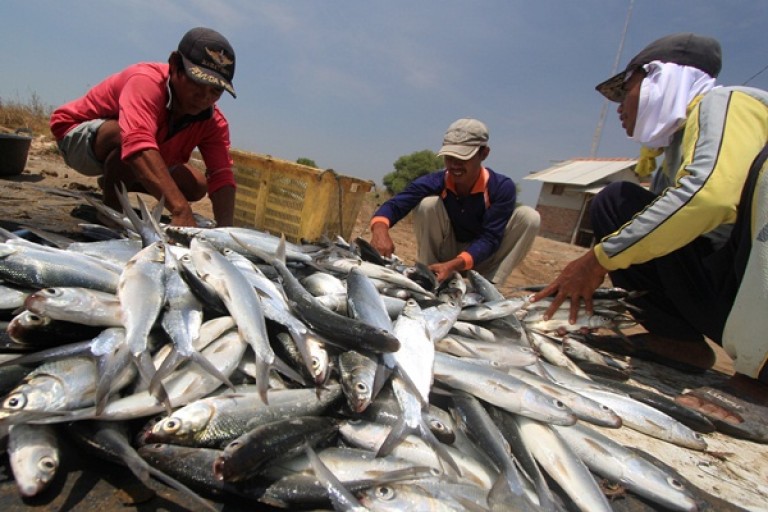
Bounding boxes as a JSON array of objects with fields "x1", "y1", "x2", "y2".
[
  {"x1": 444, "y1": 167, "x2": 490, "y2": 195},
  {"x1": 164, "y1": 76, "x2": 214, "y2": 139}
]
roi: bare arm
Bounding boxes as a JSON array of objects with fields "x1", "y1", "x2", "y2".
[
  {"x1": 127, "y1": 149, "x2": 197, "y2": 227},
  {"x1": 209, "y1": 185, "x2": 235, "y2": 227}
]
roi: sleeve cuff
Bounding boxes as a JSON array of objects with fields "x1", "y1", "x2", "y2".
[
  {"x1": 370, "y1": 216, "x2": 391, "y2": 229},
  {"x1": 458, "y1": 251, "x2": 474, "y2": 270}
]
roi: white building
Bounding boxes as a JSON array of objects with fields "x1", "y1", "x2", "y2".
[{"x1": 524, "y1": 158, "x2": 640, "y2": 247}]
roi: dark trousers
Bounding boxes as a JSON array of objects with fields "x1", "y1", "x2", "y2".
[{"x1": 590, "y1": 146, "x2": 768, "y2": 347}]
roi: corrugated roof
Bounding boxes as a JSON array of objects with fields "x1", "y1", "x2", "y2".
[{"x1": 524, "y1": 158, "x2": 637, "y2": 186}]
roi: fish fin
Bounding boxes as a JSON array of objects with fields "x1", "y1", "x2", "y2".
[
  {"x1": 305, "y1": 444, "x2": 364, "y2": 510},
  {"x1": 371, "y1": 362, "x2": 392, "y2": 402},
  {"x1": 141, "y1": 460, "x2": 218, "y2": 512},
  {"x1": 95, "y1": 343, "x2": 132, "y2": 415},
  {"x1": 487, "y1": 469, "x2": 540, "y2": 512},
  {"x1": 376, "y1": 415, "x2": 408, "y2": 457},
  {"x1": 135, "y1": 352, "x2": 172, "y2": 414},
  {"x1": 276, "y1": 234, "x2": 286, "y2": 262},
  {"x1": 114, "y1": 182, "x2": 144, "y2": 232},
  {"x1": 252, "y1": 358, "x2": 271, "y2": 405},
  {"x1": 273, "y1": 354, "x2": 307, "y2": 386},
  {"x1": 135, "y1": 195, "x2": 167, "y2": 242},
  {"x1": 188, "y1": 351, "x2": 236, "y2": 391},
  {"x1": 149, "y1": 348, "x2": 184, "y2": 397}
]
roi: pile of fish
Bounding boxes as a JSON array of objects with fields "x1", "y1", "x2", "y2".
[{"x1": 0, "y1": 195, "x2": 723, "y2": 511}]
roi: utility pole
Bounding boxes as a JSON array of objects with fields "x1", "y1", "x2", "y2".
[{"x1": 590, "y1": 0, "x2": 634, "y2": 157}]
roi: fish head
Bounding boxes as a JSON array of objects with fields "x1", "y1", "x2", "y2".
[{"x1": 145, "y1": 401, "x2": 215, "y2": 444}]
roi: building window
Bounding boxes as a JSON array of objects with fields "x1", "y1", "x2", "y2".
[{"x1": 551, "y1": 184, "x2": 565, "y2": 195}]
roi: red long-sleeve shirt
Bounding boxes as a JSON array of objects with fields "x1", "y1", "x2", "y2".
[{"x1": 50, "y1": 62, "x2": 235, "y2": 194}]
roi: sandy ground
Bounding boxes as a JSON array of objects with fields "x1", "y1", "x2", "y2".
[{"x1": 0, "y1": 139, "x2": 766, "y2": 511}]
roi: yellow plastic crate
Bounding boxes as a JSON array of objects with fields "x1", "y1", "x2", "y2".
[{"x1": 231, "y1": 149, "x2": 374, "y2": 243}]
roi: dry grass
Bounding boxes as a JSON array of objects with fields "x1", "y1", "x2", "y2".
[{"x1": 0, "y1": 92, "x2": 53, "y2": 137}]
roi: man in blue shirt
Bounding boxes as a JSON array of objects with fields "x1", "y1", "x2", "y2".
[{"x1": 370, "y1": 118, "x2": 540, "y2": 284}]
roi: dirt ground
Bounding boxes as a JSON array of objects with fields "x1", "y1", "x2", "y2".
[{"x1": 0, "y1": 139, "x2": 767, "y2": 511}]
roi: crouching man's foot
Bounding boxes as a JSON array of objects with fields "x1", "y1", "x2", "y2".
[{"x1": 676, "y1": 375, "x2": 768, "y2": 443}]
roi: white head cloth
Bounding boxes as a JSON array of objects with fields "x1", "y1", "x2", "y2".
[{"x1": 631, "y1": 60, "x2": 718, "y2": 148}]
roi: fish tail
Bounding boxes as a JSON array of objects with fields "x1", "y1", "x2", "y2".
[
  {"x1": 134, "y1": 352, "x2": 172, "y2": 414},
  {"x1": 95, "y1": 343, "x2": 131, "y2": 415},
  {"x1": 376, "y1": 416, "x2": 409, "y2": 457},
  {"x1": 254, "y1": 359, "x2": 271, "y2": 405},
  {"x1": 273, "y1": 355, "x2": 307, "y2": 386},
  {"x1": 371, "y1": 363, "x2": 392, "y2": 402},
  {"x1": 149, "y1": 348, "x2": 184, "y2": 398},
  {"x1": 188, "y1": 351, "x2": 235, "y2": 391}
]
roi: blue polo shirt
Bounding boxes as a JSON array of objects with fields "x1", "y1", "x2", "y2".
[{"x1": 372, "y1": 167, "x2": 517, "y2": 268}]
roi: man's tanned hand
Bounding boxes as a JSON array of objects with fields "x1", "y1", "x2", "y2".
[{"x1": 530, "y1": 249, "x2": 608, "y2": 323}]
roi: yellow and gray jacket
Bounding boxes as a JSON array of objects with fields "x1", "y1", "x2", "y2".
[{"x1": 595, "y1": 86, "x2": 768, "y2": 271}]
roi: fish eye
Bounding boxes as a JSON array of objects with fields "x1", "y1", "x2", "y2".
[
  {"x1": 42, "y1": 288, "x2": 61, "y2": 296},
  {"x1": 375, "y1": 486, "x2": 395, "y2": 500},
  {"x1": 162, "y1": 418, "x2": 182, "y2": 433},
  {"x1": 39, "y1": 456, "x2": 58, "y2": 472},
  {"x1": 668, "y1": 477, "x2": 685, "y2": 490},
  {"x1": 3, "y1": 392, "x2": 27, "y2": 410},
  {"x1": 355, "y1": 382, "x2": 369, "y2": 393},
  {"x1": 554, "y1": 399, "x2": 567, "y2": 409}
]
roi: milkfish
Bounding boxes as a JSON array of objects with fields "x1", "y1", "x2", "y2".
[
  {"x1": 553, "y1": 421, "x2": 699, "y2": 512},
  {"x1": 7, "y1": 423, "x2": 60, "y2": 497},
  {"x1": 0, "y1": 211, "x2": 751, "y2": 511},
  {"x1": 190, "y1": 236, "x2": 277, "y2": 404},
  {"x1": 232, "y1": 234, "x2": 401, "y2": 354}
]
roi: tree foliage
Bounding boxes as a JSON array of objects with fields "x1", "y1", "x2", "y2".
[
  {"x1": 296, "y1": 157, "x2": 318, "y2": 168},
  {"x1": 382, "y1": 149, "x2": 443, "y2": 194}
]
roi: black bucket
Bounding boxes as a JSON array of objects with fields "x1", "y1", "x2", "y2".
[{"x1": 0, "y1": 133, "x2": 32, "y2": 176}]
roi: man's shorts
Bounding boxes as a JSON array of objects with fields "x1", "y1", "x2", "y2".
[{"x1": 56, "y1": 119, "x2": 106, "y2": 176}]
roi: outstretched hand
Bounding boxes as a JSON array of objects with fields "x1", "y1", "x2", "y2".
[{"x1": 530, "y1": 250, "x2": 608, "y2": 323}]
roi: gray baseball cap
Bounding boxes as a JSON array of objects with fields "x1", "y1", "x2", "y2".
[
  {"x1": 437, "y1": 118, "x2": 489, "y2": 160},
  {"x1": 596, "y1": 33, "x2": 722, "y2": 102}
]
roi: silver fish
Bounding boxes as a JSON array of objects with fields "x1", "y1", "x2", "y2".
[
  {"x1": 7, "y1": 423, "x2": 60, "y2": 497},
  {"x1": 553, "y1": 422, "x2": 698, "y2": 512},
  {"x1": 24, "y1": 287, "x2": 122, "y2": 326},
  {"x1": 516, "y1": 416, "x2": 613, "y2": 512},
  {"x1": 144, "y1": 385, "x2": 341, "y2": 448},
  {"x1": 190, "y1": 236, "x2": 275, "y2": 403},
  {"x1": 433, "y1": 352, "x2": 576, "y2": 426},
  {"x1": 0, "y1": 241, "x2": 120, "y2": 293},
  {"x1": 338, "y1": 419, "x2": 495, "y2": 490},
  {"x1": 457, "y1": 297, "x2": 526, "y2": 322},
  {"x1": 573, "y1": 388, "x2": 708, "y2": 451},
  {"x1": 435, "y1": 334, "x2": 538, "y2": 368},
  {"x1": 232, "y1": 234, "x2": 400, "y2": 354},
  {"x1": 338, "y1": 349, "x2": 379, "y2": 413},
  {"x1": 312, "y1": 248, "x2": 435, "y2": 298},
  {"x1": 451, "y1": 391, "x2": 539, "y2": 511}
]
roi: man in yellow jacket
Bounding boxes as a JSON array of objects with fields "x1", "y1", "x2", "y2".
[{"x1": 533, "y1": 33, "x2": 768, "y2": 442}]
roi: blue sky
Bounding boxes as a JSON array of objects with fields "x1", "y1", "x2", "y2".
[{"x1": 2, "y1": 1, "x2": 766, "y2": 206}]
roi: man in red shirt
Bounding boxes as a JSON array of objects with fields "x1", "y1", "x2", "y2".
[{"x1": 51, "y1": 27, "x2": 237, "y2": 227}]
